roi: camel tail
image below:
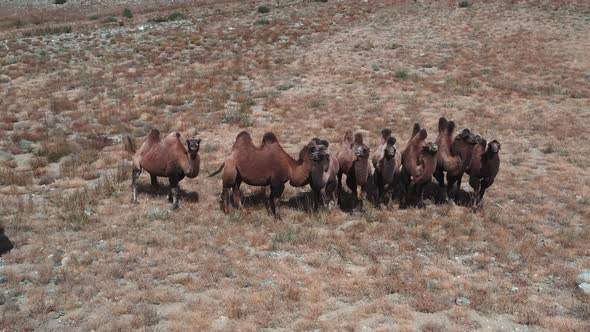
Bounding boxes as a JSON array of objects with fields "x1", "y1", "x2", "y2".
[
  {"x1": 126, "y1": 136, "x2": 136, "y2": 153},
  {"x1": 208, "y1": 163, "x2": 225, "y2": 177}
]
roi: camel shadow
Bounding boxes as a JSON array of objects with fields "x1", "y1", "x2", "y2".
[
  {"x1": 398, "y1": 182, "x2": 473, "y2": 208},
  {"x1": 136, "y1": 183, "x2": 199, "y2": 203}
]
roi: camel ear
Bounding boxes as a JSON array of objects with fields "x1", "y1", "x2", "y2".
[
  {"x1": 197, "y1": 138, "x2": 202, "y2": 144},
  {"x1": 319, "y1": 139, "x2": 329, "y2": 148},
  {"x1": 438, "y1": 117, "x2": 448, "y2": 132}
]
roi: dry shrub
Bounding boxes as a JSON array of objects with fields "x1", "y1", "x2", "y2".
[
  {"x1": 50, "y1": 96, "x2": 78, "y2": 113},
  {"x1": 322, "y1": 118, "x2": 336, "y2": 129},
  {"x1": 38, "y1": 139, "x2": 75, "y2": 163},
  {"x1": 131, "y1": 305, "x2": 159, "y2": 328},
  {"x1": 0, "y1": 168, "x2": 32, "y2": 187}
]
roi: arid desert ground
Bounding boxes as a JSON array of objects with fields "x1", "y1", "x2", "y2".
[{"x1": 0, "y1": 0, "x2": 589, "y2": 330}]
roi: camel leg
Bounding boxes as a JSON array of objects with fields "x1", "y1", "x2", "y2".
[
  {"x1": 232, "y1": 177, "x2": 243, "y2": 209},
  {"x1": 416, "y1": 183, "x2": 425, "y2": 208},
  {"x1": 337, "y1": 171, "x2": 344, "y2": 206},
  {"x1": 150, "y1": 174, "x2": 159, "y2": 187},
  {"x1": 326, "y1": 180, "x2": 337, "y2": 210},
  {"x1": 221, "y1": 187, "x2": 231, "y2": 214},
  {"x1": 434, "y1": 167, "x2": 447, "y2": 202},
  {"x1": 169, "y1": 176, "x2": 180, "y2": 209},
  {"x1": 446, "y1": 175, "x2": 457, "y2": 205},
  {"x1": 269, "y1": 183, "x2": 285, "y2": 219},
  {"x1": 131, "y1": 169, "x2": 141, "y2": 204},
  {"x1": 312, "y1": 189, "x2": 321, "y2": 212},
  {"x1": 398, "y1": 168, "x2": 410, "y2": 209},
  {"x1": 359, "y1": 185, "x2": 368, "y2": 212},
  {"x1": 469, "y1": 176, "x2": 480, "y2": 208}
]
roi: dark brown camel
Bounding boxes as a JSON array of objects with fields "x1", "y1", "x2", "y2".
[
  {"x1": 399, "y1": 124, "x2": 439, "y2": 208},
  {"x1": 208, "y1": 132, "x2": 314, "y2": 217},
  {"x1": 467, "y1": 139, "x2": 501, "y2": 207},
  {"x1": 372, "y1": 128, "x2": 397, "y2": 206},
  {"x1": 309, "y1": 139, "x2": 340, "y2": 211},
  {"x1": 0, "y1": 226, "x2": 13, "y2": 256},
  {"x1": 130, "y1": 129, "x2": 201, "y2": 209},
  {"x1": 336, "y1": 131, "x2": 373, "y2": 211},
  {"x1": 434, "y1": 117, "x2": 477, "y2": 203}
]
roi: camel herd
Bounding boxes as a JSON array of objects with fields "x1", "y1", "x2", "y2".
[{"x1": 129, "y1": 117, "x2": 501, "y2": 217}]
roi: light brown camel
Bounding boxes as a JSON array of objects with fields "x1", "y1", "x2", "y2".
[
  {"x1": 434, "y1": 117, "x2": 477, "y2": 203},
  {"x1": 399, "y1": 124, "x2": 439, "y2": 208},
  {"x1": 130, "y1": 129, "x2": 201, "y2": 209},
  {"x1": 467, "y1": 139, "x2": 501, "y2": 207},
  {"x1": 336, "y1": 131, "x2": 373, "y2": 211},
  {"x1": 372, "y1": 128, "x2": 397, "y2": 206},
  {"x1": 309, "y1": 139, "x2": 340, "y2": 211},
  {"x1": 208, "y1": 131, "x2": 314, "y2": 217}
]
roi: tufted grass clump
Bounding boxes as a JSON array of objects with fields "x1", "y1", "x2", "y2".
[
  {"x1": 122, "y1": 8, "x2": 133, "y2": 19},
  {"x1": 257, "y1": 6, "x2": 270, "y2": 14},
  {"x1": 146, "y1": 207, "x2": 170, "y2": 221},
  {"x1": 458, "y1": 1, "x2": 470, "y2": 8}
]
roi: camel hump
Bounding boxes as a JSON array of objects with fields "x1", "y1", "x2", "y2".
[
  {"x1": 386, "y1": 136, "x2": 396, "y2": 145},
  {"x1": 381, "y1": 128, "x2": 392, "y2": 140},
  {"x1": 418, "y1": 128, "x2": 427, "y2": 140},
  {"x1": 175, "y1": 132, "x2": 181, "y2": 139},
  {"x1": 343, "y1": 130, "x2": 354, "y2": 143},
  {"x1": 354, "y1": 133, "x2": 364, "y2": 145},
  {"x1": 147, "y1": 129, "x2": 161, "y2": 141},
  {"x1": 438, "y1": 117, "x2": 448, "y2": 132},
  {"x1": 411, "y1": 123, "x2": 421, "y2": 138},
  {"x1": 262, "y1": 132, "x2": 278, "y2": 145},
  {"x1": 235, "y1": 131, "x2": 252, "y2": 143},
  {"x1": 447, "y1": 121, "x2": 456, "y2": 135}
]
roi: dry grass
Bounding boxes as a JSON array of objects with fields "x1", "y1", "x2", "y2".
[{"x1": 1, "y1": 0, "x2": 589, "y2": 330}]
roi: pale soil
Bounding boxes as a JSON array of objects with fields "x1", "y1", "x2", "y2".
[{"x1": 1, "y1": 0, "x2": 589, "y2": 331}]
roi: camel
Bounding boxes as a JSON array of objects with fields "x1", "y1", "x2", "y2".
[
  {"x1": 309, "y1": 139, "x2": 340, "y2": 211},
  {"x1": 208, "y1": 131, "x2": 315, "y2": 217},
  {"x1": 434, "y1": 117, "x2": 478, "y2": 203},
  {"x1": 0, "y1": 226, "x2": 14, "y2": 256},
  {"x1": 129, "y1": 129, "x2": 201, "y2": 209},
  {"x1": 467, "y1": 139, "x2": 501, "y2": 207},
  {"x1": 336, "y1": 131, "x2": 373, "y2": 211},
  {"x1": 399, "y1": 124, "x2": 439, "y2": 208},
  {"x1": 372, "y1": 128, "x2": 397, "y2": 206}
]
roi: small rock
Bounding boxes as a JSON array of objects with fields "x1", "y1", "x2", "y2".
[
  {"x1": 511, "y1": 287, "x2": 519, "y2": 292},
  {"x1": 20, "y1": 279, "x2": 33, "y2": 286},
  {"x1": 0, "y1": 74, "x2": 10, "y2": 83},
  {"x1": 19, "y1": 140, "x2": 34, "y2": 151},
  {"x1": 578, "y1": 282, "x2": 590, "y2": 294},
  {"x1": 455, "y1": 297, "x2": 471, "y2": 306},
  {"x1": 211, "y1": 315, "x2": 230, "y2": 331},
  {"x1": 576, "y1": 271, "x2": 590, "y2": 285},
  {"x1": 94, "y1": 240, "x2": 106, "y2": 249},
  {"x1": 0, "y1": 275, "x2": 8, "y2": 283},
  {"x1": 39, "y1": 175, "x2": 55, "y2": 185},
  {"x1": 51, "y1": 311, "x2": 65, "y2": 320},
  {"x1": 115, "y1": 243, "x2": 124, "y2": 253}
]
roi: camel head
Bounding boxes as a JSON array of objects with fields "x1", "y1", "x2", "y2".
[
  {"x1": 309, "y1": 139, "x2": 331, "y2": 174},
  {"x1": 385, "y1": 136, "x2": 397, "y2": 159},
  {"x1": 186, "y1": 138, "x2": 201, "y2": 160},
  {"x1": 381, "y1": 128, "x2": 392, "y2": 142},
  {"x1": 423, "y1": 142, "x2": 439, "y2": 155},
  {"x1": 488, "y1": 140, "x2": 501, "y2": 153},
  {"x1": 456, "y1": 129, "x2": 477, "y2": 145},
  {"x1": 473, "y1": 134, "x2": 483, "y2": 145},
  {"x1": 354, "y1": 144, "x2": 370, "y2": 160}
]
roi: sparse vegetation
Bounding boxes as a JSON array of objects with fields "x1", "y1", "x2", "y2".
[
  {"x1": 54, "y1": 0, "x2": 67, "y2": 4},
  {"x1": 22, "y1": 25, "x2": 72, "y2": 37},
  {"x1": 255, "y1": 18, "x2": 270, "y2": 25},
  {"x1": 257, "y1": 6, "x2": 270, "y2": 14},
  {"x1": 122, "y1": 8, "x2": 133, "y2": 19},
  {"x1": 0, "y1": 0, "x2": 589, "y2": 330},
  {"x1": 459, "y1": 1, "x2": 470, "y2": 8}
]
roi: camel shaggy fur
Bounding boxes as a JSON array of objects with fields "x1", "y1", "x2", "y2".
[
  {"x1": 130, "y1": 129, "x2": 201, "y2": 209},
  {"x1": 336, "y1": 131, "x2": 373, "y2": 211},
  {"x1": 467, "y1": 139, "x2": 501, "y2": 207},
  {"x1": 372, "y1": 128, "x2": 397, "y2": 206},
  {"x1": 399, "y1": 124, "x2": 439, "y2": 208},
  {"x1": 309, "y1": 139, "x2": 340, "y2": 211},
  {"x1": 208, "y1": 131, "x2": 314, "y2": 217},
  {"x1": 434, "y1": 117, "x2": 477, "y2": 203},
  {"x1": 0, "y1": 226, "x2": 13, "y2": 256}
]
